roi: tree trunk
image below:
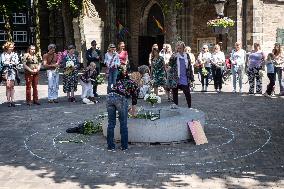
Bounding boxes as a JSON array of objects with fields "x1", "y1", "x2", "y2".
[
  {"x1": 62, "y1": 0, "x2": 75, "y2": 48},
  {"x1": 165, "y1": 7, "x2": 178, "y2": 47},
  {"x1": 34, "y1": 0, "x2": 42, "y2": 57}
]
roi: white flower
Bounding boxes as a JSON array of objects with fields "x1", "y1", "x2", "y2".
[{"x1": 144, "y1": 94, "x2": 149, "y2": 101}]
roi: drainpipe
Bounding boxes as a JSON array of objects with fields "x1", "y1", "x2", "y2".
[{"x1": 242, "y1": 0, "x2": 247, "y2": 51}]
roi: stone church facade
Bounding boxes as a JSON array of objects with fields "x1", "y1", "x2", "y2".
[{"x1": 40, "y1": 0, "x2": 284, "y2": 68}]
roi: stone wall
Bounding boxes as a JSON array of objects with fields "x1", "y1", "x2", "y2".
[{"x1": 258, "y1": 0, "x2": 284, "y2": 52}]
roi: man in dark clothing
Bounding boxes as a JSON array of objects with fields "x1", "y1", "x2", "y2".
[{"x1": 86, "y1": 40, "x2": 102, "y2": 97}]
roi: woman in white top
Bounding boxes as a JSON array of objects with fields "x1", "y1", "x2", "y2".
[
  {"x1": 0, "y1": 41, "x2": 19, "y2": 107},
  {"x1": 104, "y1": 43, "x2": 120, "y2": 94},
  {"x1": 272, "y1": 43, "x2": 284, "y2": 95},
  {"x1": 230, "y1": 42, "x2": 246, "y2": 93},
  {"x1": 211, "y1": 44, "x2": 225, "y2": 93},
  {"x1": 197, "y1": 45, "x2": 211, "y2": 92}
]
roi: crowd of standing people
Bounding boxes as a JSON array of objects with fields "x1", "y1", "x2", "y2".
[{"x1": 0, "y1": 39, "x2": 283, "y2": 151}]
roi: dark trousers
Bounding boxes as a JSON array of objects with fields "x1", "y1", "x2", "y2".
[
  {"x1": 172, "y1": 84, "x2": 191, "y2": 108},
  {"x1": 266, "y1": 73, "x2": 275, "y2": 95},
  {"x1": 199, "y1": 67, "x2": 211, "y2": 87},
  {"x1": 25, "y1": 72, "x2": 39, "y2": 103},
  {"x1": 93, "y1": 67, "x2": 100, "y2": 95},
  {"x1": 212, "y1": 66, "x2": 223, "y2": 90}
]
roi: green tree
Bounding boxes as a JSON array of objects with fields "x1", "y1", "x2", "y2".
[
  {"x1": 46, "y1": 0, "x2": 82, "y2": 47},
  {"x1": 0, "y1": 0, "x2": 27, "y2": 41},
  {"x1": 160, "y1": 0, "x2": 183, "y2": 46}
]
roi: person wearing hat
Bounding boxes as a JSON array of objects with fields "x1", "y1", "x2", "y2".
[
  {"x1": 86, "y1": 40, "x2": 102, "y2": 97},
  {"x1": 106, "y1": 68, "x2": 139, "y2": 151},
  {"x1": 105, "y1": 43, "x2": 121, "y2": 94},
  {"x1": 62, "y1": 45, "x2": 80, "y2": 102},
  {"x1": 43, "y1": 44, "x2": 60, "y2": 103}
]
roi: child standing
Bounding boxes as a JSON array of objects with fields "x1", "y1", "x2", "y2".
[
  {"x1": 264, "y1": 53, "x2": 276, "y2": 97},
  {"x1": 79, "y1": 62, "x2": 98, "y2": 104}
]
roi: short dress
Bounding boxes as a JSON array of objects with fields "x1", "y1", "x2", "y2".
[{"x1": 1, "y1": 52, "x2": 19, "y2": 81}]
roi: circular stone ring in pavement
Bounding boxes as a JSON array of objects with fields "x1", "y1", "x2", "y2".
[{"x1": 102, "y1": 107, "x2": 205, "y2": 143}]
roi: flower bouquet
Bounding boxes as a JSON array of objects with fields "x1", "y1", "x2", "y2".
[
  {"x1": 144, "y1": 93, "x2": 161, "y2": 107},
  {"x1": 95, "y1": 74, "x2": 105, "y2": 85},
  {"x1": 207, "y1": 17, "x2": 235, "y2": 28}
]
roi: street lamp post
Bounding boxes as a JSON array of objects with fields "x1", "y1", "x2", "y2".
[
  {"x1": 210, "y1": 0, "x2": 227, "y2": 49},
  {"x1": 213, "y1": 0, "x2": 226, "y2": 18}
]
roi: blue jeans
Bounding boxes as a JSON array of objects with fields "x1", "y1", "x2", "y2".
[
  {"x1": 106, "y1": 93, "x2": 128, "y2": 149},
  {"x1": 274, "y1": 67, "x2": 283, "y2": 92},
  {"x1": 107, "y1": 68, "x2": 118, "y2": 94},
  {"x1": 231, "y1": 65, "x2": 243, "y2": 90}
]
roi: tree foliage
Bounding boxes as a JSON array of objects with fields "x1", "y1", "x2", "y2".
[
  {"x1": 160, "y1": 0, "x2": 183, "y2": 16},
  {"x1": 46, "y1": 0, "x2": 82, "y2": 17}
]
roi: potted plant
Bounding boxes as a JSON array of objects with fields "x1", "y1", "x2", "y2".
[{"x1": 207, "y1": 17, "x2": 234, "y2": 34}]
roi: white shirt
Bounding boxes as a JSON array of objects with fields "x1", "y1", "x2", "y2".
[
  {"x1": 198, "y1": 52, "x2": 211, "y2": 67},
  {"x1": 230, "y1": 49, "x2": 246, "y2": 66},
  {"x1": 211, "y1": 51, "x2": 225, "y2": 67}
]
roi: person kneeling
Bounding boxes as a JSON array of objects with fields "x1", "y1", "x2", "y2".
[
  {"x1": 79, "y1": 62, "x2": 98, "y2": 104},
  {"x1": 107, "y1": 68, "x2": 139, "y2": 151}
]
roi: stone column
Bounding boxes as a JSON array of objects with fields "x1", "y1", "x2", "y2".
[
  {"x1": 252, "y1": 0, "x2": 264, "y2": 49},
  {"x1": 236, "y1": 0, "x2": 243, "y2": 45}
]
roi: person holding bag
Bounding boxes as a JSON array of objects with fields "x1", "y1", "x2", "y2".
[
  {"x1": 22, "y1": 45, "x2": 41, "y2": 105},
  {"x1": 104, "y1": 44, "x2": 120, "y2": 94},
  {"x1": 62, "y1": 45, "x2": 80, "y2": 102}
]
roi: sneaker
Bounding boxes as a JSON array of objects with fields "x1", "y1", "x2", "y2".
[
  {"x1": 215, "y1": 89, "x2": 218, "y2": 93},
  {"x1": 48, "y1": 100, "x2": 54, "y2": 103},
  {"x1": 107, "y1": 147, "x2": 115, "y2": 151},
  {"x1": 232, "y1": 89, "x2": 236, "y2": 93},
  {"x1": 11, "y1": 102, "x2": 16, "y2": 107},
  {"x1": 218, "y1": 89, "x2": 221, "y2": 93},
  {"x1": 121, "y1": 147, "x2": 128, "y2": 151},
  {"x1": 53, "y1": 99, "x2": 59, "y2": 103}
]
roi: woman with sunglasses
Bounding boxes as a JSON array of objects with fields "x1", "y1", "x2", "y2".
[{"x1": 197, "y1": 45, "x2": 211, "y2": 92}]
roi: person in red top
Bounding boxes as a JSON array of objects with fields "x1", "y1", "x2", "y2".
[{"x1": 117, "y1": 42, "x2": 129, "y2": 71}]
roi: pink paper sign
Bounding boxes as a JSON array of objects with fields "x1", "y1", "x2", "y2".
[{"x1": 188, "y1": 120, "x2": 208, "y2": 145}]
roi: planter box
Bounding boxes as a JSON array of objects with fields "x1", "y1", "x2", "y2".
[{"x1": 212, "y1": 27, "x2": 229, "y2": 34}]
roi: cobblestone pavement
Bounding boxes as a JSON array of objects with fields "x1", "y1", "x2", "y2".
[{"x1": 0, "y1": 72, "x2": 283, "y2": 189}]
